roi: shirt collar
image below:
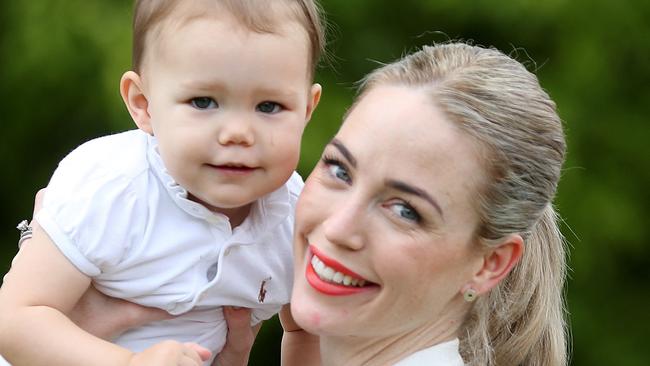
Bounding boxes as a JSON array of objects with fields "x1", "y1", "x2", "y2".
[
  {"x1": 393, "y1": 338, "x2": 464, "y2": 365},
  {"x1": 146, "y1": 134, "x2": 291, "y2": 241}
]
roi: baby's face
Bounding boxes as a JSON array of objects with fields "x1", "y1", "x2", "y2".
[{"x1": 140, "y1": 15, "x2": 319, "y2": 220}]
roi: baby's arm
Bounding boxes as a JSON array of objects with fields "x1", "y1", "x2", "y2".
[
  {"x1": 0, "y1": 223, "x2": 135, "y2": 365},
  {"x1": 11, "y1": 189, "x2": 173, "y2": 342},
  {"x1": 280, "y1": 304, "x2": 321, "y2": 366},
  {"x1": 0, "y1": 224, "x2": 209, "y2": 366}
]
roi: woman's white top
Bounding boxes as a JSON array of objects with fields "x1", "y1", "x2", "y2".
[
  {"x1": 32, "y1": 130, "x2": 301, "y2": 364},
  {"x1": 393, "y1": 339, "x2": 465, "y2": 365}
]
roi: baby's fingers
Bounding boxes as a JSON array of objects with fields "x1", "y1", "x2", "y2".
[
  {"x1": 130, "y1": 341, "x2": 210, "y2": 366},
  {"x1": 184, "y1": 342, "x2": 212, "y2": 363}
]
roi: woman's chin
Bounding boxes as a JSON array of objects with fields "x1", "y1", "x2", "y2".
[
  {"x1": 290, "y1": 284, "x2": 325, "y2": 332},
  {"x1": 290, "y1": 302, "x2": 323, "y2": 334},
  {"x1": 290, "y1": 283, "x2": 346, "y2": 335},
  {"x1": 290, "y1": 262, "x2": 382, "y2": 336}
]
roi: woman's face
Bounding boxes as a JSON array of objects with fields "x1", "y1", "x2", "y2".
[{"x1": 291, "y1": 85, "x2": 489, "y2": 338}]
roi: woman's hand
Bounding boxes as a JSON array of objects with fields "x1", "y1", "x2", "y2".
[
  {"x1": 68, "y1": 285, "x2": 173, "y2": 340},
  {"x1": 280, "y1": 305, "x2": 321, "y2": 366},
  {"x1": 213, "y1": 307, "x2": 260, "y2": 366}
]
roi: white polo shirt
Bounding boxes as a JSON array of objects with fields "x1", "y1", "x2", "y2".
[
  {"x1": 393, "y1": 339, "x2": 465, "y2": 365},
  {"x1": 33, "y1": 130, "x2": 300, "y2": 363}
]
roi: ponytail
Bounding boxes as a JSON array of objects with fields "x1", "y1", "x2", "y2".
[
  {"x1": 461, "y1": 205, "x2": 568, "y2": 366},
  {"x1": 358, "y1": 43, "x2": 569, "y2": 365}
]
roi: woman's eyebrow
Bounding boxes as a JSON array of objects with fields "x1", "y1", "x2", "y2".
[
  {"x1": 329, "y1": 138, "x2": 357, "y2": 168},
  {"x1": 328, "y1": 138, "x2": 443, "y2": 218},
  {"x1": 385, "y1": 179, "x2": 444, "y2": 218}
]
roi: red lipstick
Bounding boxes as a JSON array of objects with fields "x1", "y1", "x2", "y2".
[
  {"x1": 310, "y1": 245, "x2": 365, "y2": 279},
  {"x1": 305, "y1": 245, "x2": 377, "y2": 296}
]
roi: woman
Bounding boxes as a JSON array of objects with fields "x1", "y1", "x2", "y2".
[
  {"x1": 287, "y1": 42, "x2": 568, "y2": 365},
  {"x1": 15, "y1": 42, "x2": 569, "y2": 365}
]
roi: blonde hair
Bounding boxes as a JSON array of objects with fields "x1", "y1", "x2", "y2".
[
  {"x1": 359, "y1": 43, "x2": 568, "y2": 365},
  {"x1": 131, "y1": 0, "x2": 326, "y2": 76}
]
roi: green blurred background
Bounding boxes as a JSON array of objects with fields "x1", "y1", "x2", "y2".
[{"x1": 1, "y1": 0, "x2": 648, "y2": 365}]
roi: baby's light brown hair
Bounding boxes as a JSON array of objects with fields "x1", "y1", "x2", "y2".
[{"x1": 131, "y1": 0, "x2": 326, "y2": 78}]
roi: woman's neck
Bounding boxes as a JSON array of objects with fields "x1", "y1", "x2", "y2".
[{"x1": 319, "y1": 317, "x2": 461, "y2": 366}]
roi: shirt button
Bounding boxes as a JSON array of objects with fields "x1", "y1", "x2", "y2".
[{"x1": 206, "y1": 262, "x2": 218, "y2": 281}]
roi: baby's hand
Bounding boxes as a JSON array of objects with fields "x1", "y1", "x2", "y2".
[{"x1": 129, "y1": 341, "x2": 211, "y2": 366}]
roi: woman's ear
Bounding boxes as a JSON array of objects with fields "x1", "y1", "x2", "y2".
[
  {"x1": 465, "y1": 234, "x2": 524, "y2": 295},
  {"x1": 120, "y1": 71, "x2": 153, "y2": 135}
]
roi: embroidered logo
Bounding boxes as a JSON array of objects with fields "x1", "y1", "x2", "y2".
[{"x1": 258, "y1": 276, "x2": 272, "y2": 303}]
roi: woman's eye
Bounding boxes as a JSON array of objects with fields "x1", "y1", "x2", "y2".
[
  {"x1": 256, "y1": 101, "x2": 282, "y2": 114},
  {"x1": 389, "y1": 202, "x2": 421, "y2": 223},
  {"x1": 190, "y1": 97, "x2": 218, "y2": 109},
  {"x1": 325, "y1": 160, "x2": 351, "y2": 183}
]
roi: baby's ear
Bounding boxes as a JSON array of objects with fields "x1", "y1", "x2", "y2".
[
  {"x1": 305, "y1": 83, "x2": 322, "y2": 122},
  {"x1": 120, "y1": 71, "x2": 152, "y2": 134}
]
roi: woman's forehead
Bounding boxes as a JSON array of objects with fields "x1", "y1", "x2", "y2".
[
  {"x1": 339, "y1": 86, "x2": 464, "y2": 156},
  {"x1": 334, "y1": 85, "x2": 487, "y2": 211}
]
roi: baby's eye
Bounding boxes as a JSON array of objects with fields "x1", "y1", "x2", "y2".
[
  {"x1": 256, "y1": 101, "x2": 282, "y2": 114},
  {"x1": 190, "y1": 97, "x2": 218, "y2": 109},
  {"x1": 389, "y1": 202, "x2": 421, "y2": 223}
]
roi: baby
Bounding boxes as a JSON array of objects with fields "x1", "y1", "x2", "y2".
[{"x1": 0, "y1": 0, "x2": 323, "y2": 365}]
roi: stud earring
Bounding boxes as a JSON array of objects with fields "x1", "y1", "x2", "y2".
[{"x1": 463, "y1": 288, "x2": 478, "y2": 302}]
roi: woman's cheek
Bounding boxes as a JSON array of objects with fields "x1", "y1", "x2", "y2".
[{"x1": 296, "y1": 177, "x2": 327, "y2": 227}]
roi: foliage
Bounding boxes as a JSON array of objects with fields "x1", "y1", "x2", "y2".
[{"x1": 1, "y1": 1, "x2": 648, "y2": 364}]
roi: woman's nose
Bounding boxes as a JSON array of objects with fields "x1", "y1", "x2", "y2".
[
  {"x1": 217, "y1": 117, "x2": 255, "y2": 146},
  {"x1": 322, "y1": 199, "x2": 366, "y2": 251}
]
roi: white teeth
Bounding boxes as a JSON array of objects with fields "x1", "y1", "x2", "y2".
[
  {"x1": 322, "y1": 267, "x2": 335, "y2": 281},
  {"x1": 310, "y1": 255, "x2": 367, "y2": 288},
  {"x1": 343, "y1": 275, "x2": 352, "y2": 286},
  {"x1": 316, "y1": 260, "x2": 325, "y2": 272},
  {"x1": 333, "y1": 272, "x2": 344, "y2": 284}
]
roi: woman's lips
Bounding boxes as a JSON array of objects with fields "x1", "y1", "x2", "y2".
[
  {"x1": 310, "y1": 245, "x2": 365, "y2": 279},
  {"x1": 305, "y1": 245, "x2": 378, "y2": 296}
]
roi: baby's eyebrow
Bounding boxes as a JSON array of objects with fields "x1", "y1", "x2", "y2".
[
  {"x1": 253, "y1": 87, "x2": 300, "y2": 100},
  {"x1": 385, "y1": 179, "x2": 444, "y2": 219},
  {"x1": 181, "y1": 80, "x2": 226, "y2": 92},
  {"x1": 181, "y1": 80, "x2": 300, "y2": 100},
  {"x1": 329, "y1": 138, "x2": 357, "y2": 168}
]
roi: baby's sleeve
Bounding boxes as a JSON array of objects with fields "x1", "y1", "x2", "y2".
[{"x1": 35, "y1": 151, "x2": 147, "y2": 277}]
